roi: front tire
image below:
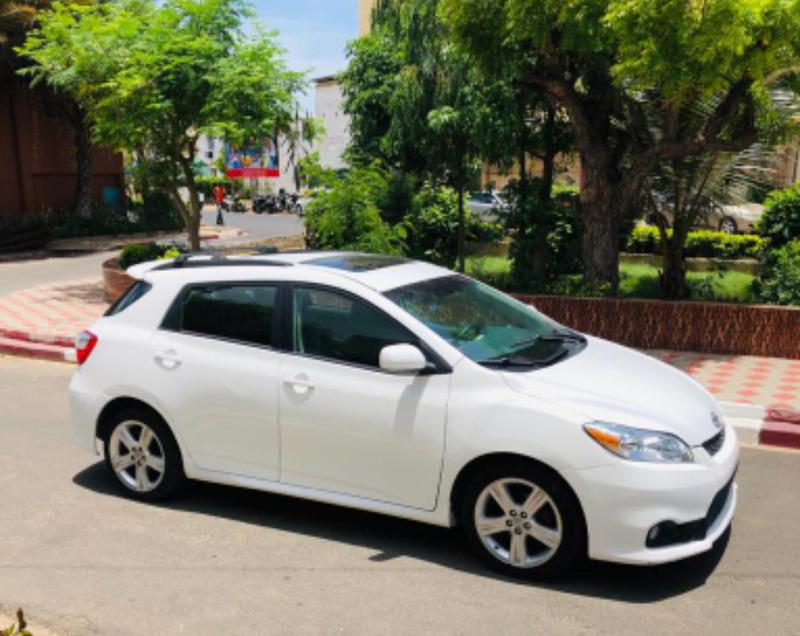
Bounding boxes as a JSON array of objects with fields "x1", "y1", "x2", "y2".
[
  {"x1": 460, "y1": 461, "x2": 585, "y2": 579},
  {"x1": 103, "y1": 408, "x2": 185, "y2": 501}
]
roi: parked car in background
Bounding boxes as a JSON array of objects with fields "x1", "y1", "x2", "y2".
[
  {"x1": 70, "y1": 252, "x2": 738, "y2": 579},
  {"x1": 646, "y1": 202, "x2": 764, "y2": 234},
  {"x1": 468, "y1": 191, "x2": 506, "y2": 220}
]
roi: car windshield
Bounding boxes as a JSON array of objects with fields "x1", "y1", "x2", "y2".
[{"x1": 385, "y1": 275, "x2": 579, "y2": 366}]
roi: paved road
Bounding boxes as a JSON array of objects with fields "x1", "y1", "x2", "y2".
[
  {"x1": 0, "y1": 251, "x2": 116, "y2": 297},
  {"x1": 200, "y1": 208, "x2": 303, "y2": 242},
  {"x1": 0, "y1": 213, "x2": 302, "y2": 297},
  {"x1": 1, "y1": 356, "x2": 798, "y2": 636}
]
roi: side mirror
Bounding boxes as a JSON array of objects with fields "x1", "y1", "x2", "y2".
[{"x1": 379, "y1": 343, "x2": 428, "y2": 374}]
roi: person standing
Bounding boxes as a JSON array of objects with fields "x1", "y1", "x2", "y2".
[{"x1": 213, "y1": 183, "x2": 226, "y2": 226}]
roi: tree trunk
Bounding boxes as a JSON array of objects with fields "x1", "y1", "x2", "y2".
[
  {"x1": 580, "y1": 158, "x2": 619, "y2": 294},
  {"x1": 457, "y1": 181, "x2": 465, "y2": 273},
  {"x1": 177, "y1": 152, "x2": 202, "y2": 251},
  {"x1": 659, "y1": 221, "x2": 690, "y2": 300},
  {"x1": 72, "y1": 108, "x2": 94, "y2": 218}
]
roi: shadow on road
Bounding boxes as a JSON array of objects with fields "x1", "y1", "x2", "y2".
[{"x1": 73, "y1": 461, "x2": 730, "y2": 603}]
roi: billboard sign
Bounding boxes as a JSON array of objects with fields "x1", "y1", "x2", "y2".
[{"x1": 225, "y1": 138, "x2": 279, "y2": 178}]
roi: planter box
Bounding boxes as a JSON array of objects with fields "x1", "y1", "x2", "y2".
[
  {"x1": 514, "y1": 293, "x2": 800, "y2": 360},
  {"x1": 102, "y1": 257, "x2": 135, "y2": 303}
]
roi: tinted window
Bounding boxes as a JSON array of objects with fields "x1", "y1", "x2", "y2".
[
  {"x1": 293, "y1": 287, "x2": 413, "y2": 367},
  {"x1": 105, "y1": 281, "x2": 152, "y2": 316},
  {"x1": 181, "y1": 284, "x2": 276, "y2": 347}
]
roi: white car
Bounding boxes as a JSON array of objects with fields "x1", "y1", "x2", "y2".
[{"x1": 70, "y1": 252, "x2": 738, "y2": 578}]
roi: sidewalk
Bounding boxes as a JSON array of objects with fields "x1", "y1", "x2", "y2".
[{"x1": 0, "y1": 277, "x2": 797, "y2": 448}]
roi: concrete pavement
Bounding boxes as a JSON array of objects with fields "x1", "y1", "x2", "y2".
[{"x1": 1, "y1": 356, "x2": 799, "y2": 636}]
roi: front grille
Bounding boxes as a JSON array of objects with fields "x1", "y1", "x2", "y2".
[{"x1": 702, "y1": 428, "x2": 726, "y2": 456}]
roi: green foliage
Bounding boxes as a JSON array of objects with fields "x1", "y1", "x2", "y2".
[
  {"x1": 754, "y1": 241, "x2": 800, "y2": 306},
  {"x1": 303, "y1": 166, "x2": 406, "y2": 254},
  {"x1": 297, "y1": 151, "x2": 336, "y2": 190},
  {"x1": 404, "y1": 182, "x2": 502, "y2": 266},
  {"x1": 757, "y1": 183, "x2": 800, "y2": 249},
  {"x1": 626, "y1": 227, "x2": 765, "y2": 260},
  {"x1": 18, "y1": 0, "x2": 304, "y2": 248},
  {"x1": 502, "y1": 179, "x2": 582, "y2": 290},
  {"x1": 2, "y1": 608, "x2": 32, "y2": 636},
  {"x1": 118, "y1": 242, "x2": 183, "y2": 269},
  {"x1": 341, "y1": 32, "x2": 404, "y2": 165}
]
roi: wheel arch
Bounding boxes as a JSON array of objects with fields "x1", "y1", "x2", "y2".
[
  {"x1": 96, "y1": 396, "x2": 171, "y2": 443},
  {"x1": 448, "y1": 452, "x2": 587, "y2": 533}
]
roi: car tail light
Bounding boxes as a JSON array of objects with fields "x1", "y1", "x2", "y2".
[{"x1": 75, "y1": 330, "x2": 98, "y2": 365}]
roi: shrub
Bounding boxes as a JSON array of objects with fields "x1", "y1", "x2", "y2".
[
  {"x1": 502, "y1": 179, "x2": 582, "y2": 290},
  {"x1": 625, "y1": 226, "x2": 764, "y2": 259},
  {"x1": 303, "y1": 165, "x2": 405, "y2": 254},
  {"x1": 118, "y1": 242, "x2": 182, "y2": 269},
  {"x1": 754, "y1": 241, "x2": 800, "y2": 306},
  {"x1": 404, "y1": 182, "x2": 503, "y2": 266},
  {"x1": 757, "y1": 183, "x2": 800, "y2": 248}
]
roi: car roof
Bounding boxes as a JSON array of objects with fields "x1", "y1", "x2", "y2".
[{"x1": 130, "y1": 251, "x2": 454, "y2": 293}]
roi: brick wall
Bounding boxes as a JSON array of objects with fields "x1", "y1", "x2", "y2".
[{"x1": 514, "y1": 294, "x2": 800, "y2": 359}]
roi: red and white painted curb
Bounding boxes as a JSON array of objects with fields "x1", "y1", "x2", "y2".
[{"x1": 721, "y1": 401, "x2": 800, "y2": 450}]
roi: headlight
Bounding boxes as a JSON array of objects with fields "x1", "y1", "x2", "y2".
[{"x1": 583, "y1": 422, "x2": 693, "y2": 463}]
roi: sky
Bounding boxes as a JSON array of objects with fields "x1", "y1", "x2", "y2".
[{"x1": 251, "y1": 1, "x2": 359, "y2": 115}]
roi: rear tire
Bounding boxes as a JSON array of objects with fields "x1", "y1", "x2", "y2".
[
  {"x1": 459, "y1": 460, "x2": 585, "y2": 579},
  {"x1": 103, "y1": 408, "x2": 185, "y2": 501}
]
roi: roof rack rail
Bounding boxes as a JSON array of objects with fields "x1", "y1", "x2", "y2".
[{"x1": 151, "y1": 252, "x2": 290, "y2": 271}]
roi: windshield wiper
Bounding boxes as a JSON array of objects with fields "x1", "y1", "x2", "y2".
[
  {"x1": 511, "y1": 330, "x2": 586, "y2": 349},
  {"x1": 539, "y1": 330, "x2": 586, "y2": 343},
  {"x1": 479, "y1": 347, "x2": 571, "y2": 368}
]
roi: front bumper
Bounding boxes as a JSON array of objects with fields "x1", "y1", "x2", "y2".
[{"x1": 564, "y1": 422, "x2": 739, "y2": 565}]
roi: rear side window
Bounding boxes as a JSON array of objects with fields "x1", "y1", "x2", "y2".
[
  {"x1": 105, "y1": 281, "x2": 152, "y2": 316},
  {"x1": 180, "y1": 284, "x2": 277, "y2": 347}
]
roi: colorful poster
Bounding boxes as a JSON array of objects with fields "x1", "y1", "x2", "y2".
[{"x1": 225, "y1": 138, "x2": 279, "y2": 178}]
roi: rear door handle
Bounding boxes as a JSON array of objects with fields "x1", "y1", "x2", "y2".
[{"x1": 154, "y1": 349, "x2": 181, "y2": 370}]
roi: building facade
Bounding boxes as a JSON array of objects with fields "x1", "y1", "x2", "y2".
[{"x1": 1, "y1": 78, "x2": 125, "y2": 215}]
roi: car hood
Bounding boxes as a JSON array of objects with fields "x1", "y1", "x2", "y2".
[{"x1": 500, "y1": 336, "x2": 722, "y2": 446}]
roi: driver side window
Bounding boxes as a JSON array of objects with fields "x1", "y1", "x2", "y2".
[{"x1": 292, "y1": 287, "x2": 414, "y2": 368}]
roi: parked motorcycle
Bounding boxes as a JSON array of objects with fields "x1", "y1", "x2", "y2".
[{"x1": 221, "y1": 195, "x2": 246, "y2": 213}]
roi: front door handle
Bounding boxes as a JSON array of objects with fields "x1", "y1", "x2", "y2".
[
  {"x1": 284, "y1": 377, "x2": 315, "y2": 395},
  {"x1": 154, "y1": 349, "x2": 182, "y2": 370}
]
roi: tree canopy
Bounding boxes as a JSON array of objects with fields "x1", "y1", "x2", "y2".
[
  {"x1": 442, "y1": 0, "x2": 800, "y2": 291},
  {"x1": 19, "y1": 0, "x2": 305, "y2": 248}
]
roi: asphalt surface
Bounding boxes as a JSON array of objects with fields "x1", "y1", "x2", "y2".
[
  {"x1": 0, "y1": 251, "x2": 116, "y2": 297},
  {"x1": 200, "y1": 209, "x2": 303, "y2": 241},
  {"x1": 0, "y1": 212, "x2": 303, "y2": 297},
  {"x1": 1, "y1": 356, "x2": 799, "y2": 636}
]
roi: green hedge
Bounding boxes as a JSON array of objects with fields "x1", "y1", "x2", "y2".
[{"x1": 626, "y1": 226, "x2": 764, "y2": 259}]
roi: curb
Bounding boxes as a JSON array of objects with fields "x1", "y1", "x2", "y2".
[
  {"x1": 721, "y1": 401, "x2": 800, "y2": 450},
  {"x1": 0, "y1": 326, "x2": 74, "y2": 348},
  {"x1": 0, "y1": 334, "x2": 71, "y2": 362}
]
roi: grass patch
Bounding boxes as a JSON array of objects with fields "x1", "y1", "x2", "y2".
[{"x1": 465, "y1": 257, "x2": 756, "y2": 303}]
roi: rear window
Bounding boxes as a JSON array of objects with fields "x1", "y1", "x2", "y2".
[
  {"x1": 105, "y1": 281, "x2": 152, "y2": 316},
  {"x1": 179, "y1": 284, "x2": 277, "y2": 347}
]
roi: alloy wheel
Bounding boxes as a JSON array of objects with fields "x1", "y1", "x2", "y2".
[
  {"x1": 108, "y1": 420, "x2": 166, "y2": 493},
  {"x1": 473, "y1": 477, "x2": 563, "y2": 569}
]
